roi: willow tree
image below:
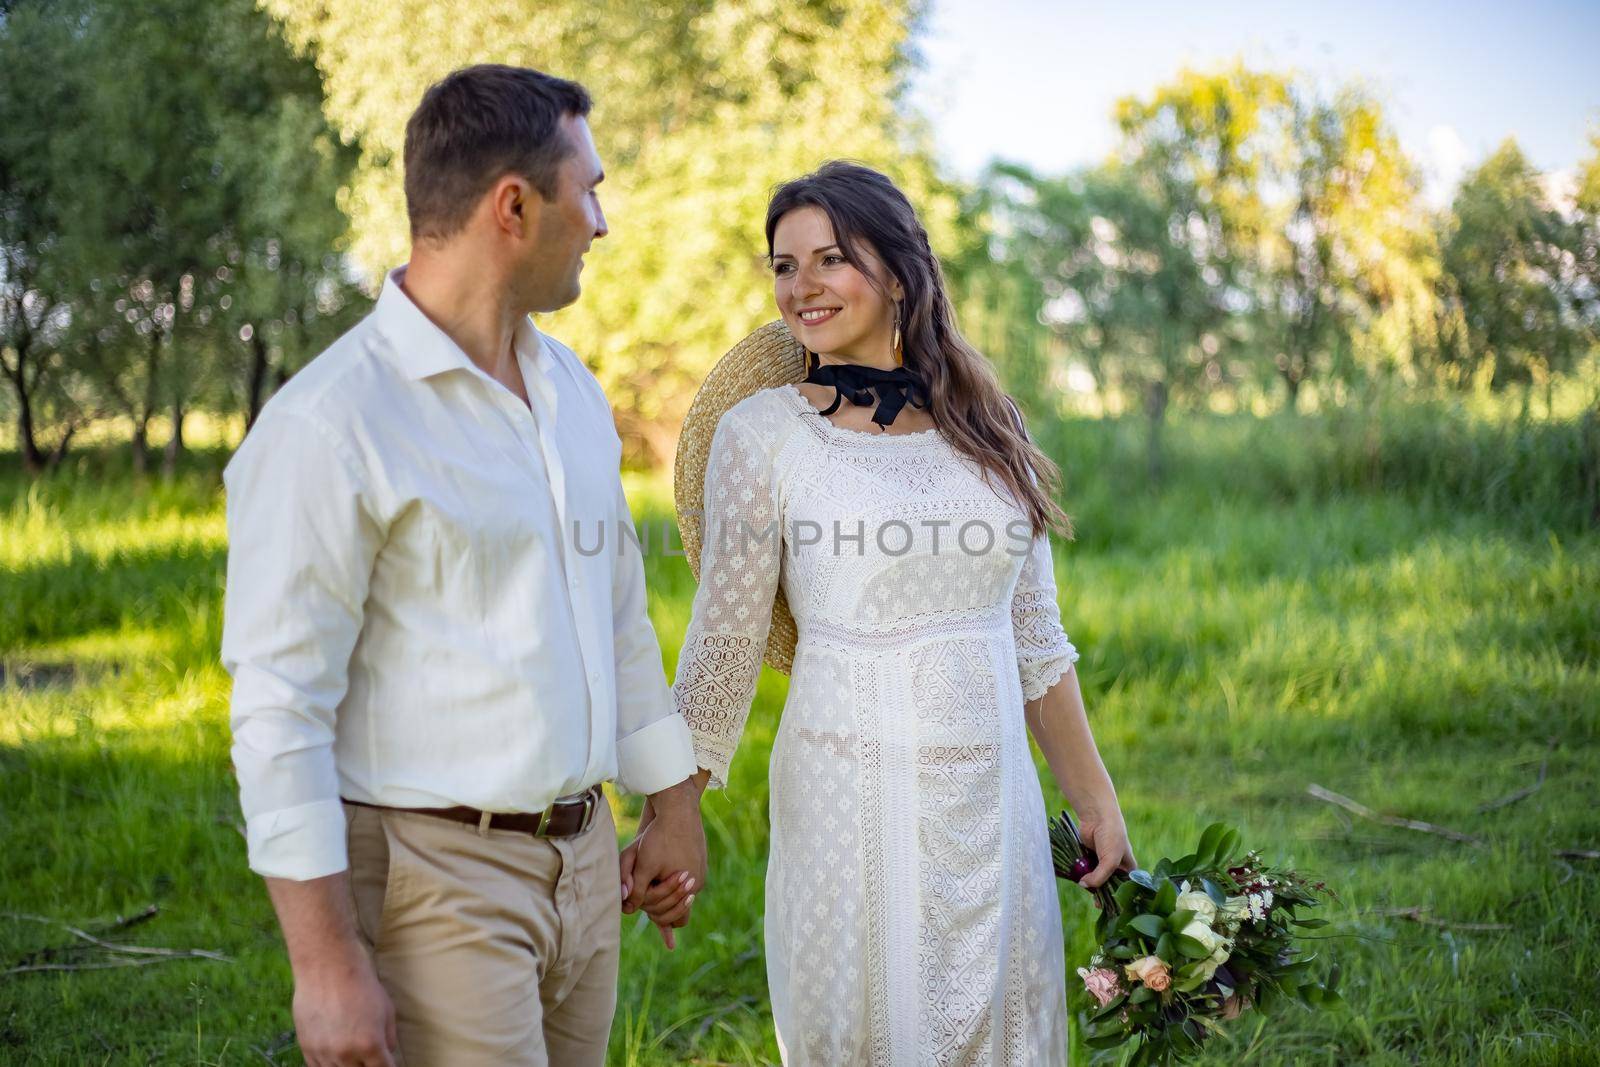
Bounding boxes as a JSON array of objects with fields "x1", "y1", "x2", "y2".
[
  {"x1": 263, "y1": 0, "x2": 953, "y2": 463},
  {"x1": 1259, "y1": 83, "x2": 1436, "y2": 408},
  {"x1": 1436, "y1": 140, "x2": 1595, "y2": 412}
]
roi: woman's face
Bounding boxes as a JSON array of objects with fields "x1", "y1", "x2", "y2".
[{"x1": 771, "y1": 206, "x2": 900, "y2": 364}]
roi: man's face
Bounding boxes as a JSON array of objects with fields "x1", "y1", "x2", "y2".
[{"x1": 524, "y1": 114, "x2": 608, "y2": 313}]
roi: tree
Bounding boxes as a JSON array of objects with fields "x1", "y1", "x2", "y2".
[
  {"x1": 1436, "y1": 140, "x2": 1596, "y2": 411},
  {"x1": 263, "y1": 0, "x2": 951, "y2": 463},
  {"x1": 0, "y1": 1, "x2": 86, "y2": 471},
  {"x1": 6, "y1": 0, "x2": 360, "y2": 476},
  {"x1": 1260, "y1": 83, "x2": 1435, "y2": 409}
]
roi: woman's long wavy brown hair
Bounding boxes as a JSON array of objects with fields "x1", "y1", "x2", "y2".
[{"x1": 765, "y1": 161, "x2": 1071, "y2": 539}]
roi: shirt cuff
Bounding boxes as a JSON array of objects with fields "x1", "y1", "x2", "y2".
[
  {"x1": 245, "y1": 797, "x2": 350, "y2": 881},
  {"x1": 615, "y1": 713, "x2": 697, "y2": 795}
]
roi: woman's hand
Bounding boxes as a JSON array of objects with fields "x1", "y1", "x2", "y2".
[
  {"x1": 1076, "y1": 807, "x2": 1136, "y2": 892},
  {"x1": 620, "y1": 787, "x2": 704, "y2": 950}
]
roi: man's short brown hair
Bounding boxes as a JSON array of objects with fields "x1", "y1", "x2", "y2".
[{"x1": 403, "y1": 64, "x2": 593, "y2": 240}]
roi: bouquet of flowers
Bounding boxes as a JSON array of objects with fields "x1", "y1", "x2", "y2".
[{"x1": 1051, "y1": 811, "x2": 1341, "y2": 1065}]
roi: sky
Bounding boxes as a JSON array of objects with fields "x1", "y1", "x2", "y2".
[{"x1": 911, "y1": 0, "x2": 1600, "y2": 206}]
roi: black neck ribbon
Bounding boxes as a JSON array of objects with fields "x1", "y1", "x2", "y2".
[{"x1": 802, "y1": 361, "x2": 930, "y2": 429}]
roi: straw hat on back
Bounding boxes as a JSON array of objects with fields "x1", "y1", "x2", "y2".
[{"x1": 673, "y1": 320, "x2": 808, "y2": 674}]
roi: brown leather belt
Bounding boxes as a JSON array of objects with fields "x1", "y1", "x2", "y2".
[{"x1": 342, "y1": 784, "x2": 602, "y2": 838}]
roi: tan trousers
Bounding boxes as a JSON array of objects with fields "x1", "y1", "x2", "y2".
[{"x1": 343, "y1": 798, "x2": 621, "y2": 1067}]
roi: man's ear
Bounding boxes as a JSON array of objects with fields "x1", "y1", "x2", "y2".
[{"x1": 490, "y1": 175, "x2": 539, "y2": 238}]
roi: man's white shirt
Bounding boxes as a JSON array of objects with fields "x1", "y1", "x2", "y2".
[{"x1": 221, "y1": 267, "x2": 696, "y2": 881}]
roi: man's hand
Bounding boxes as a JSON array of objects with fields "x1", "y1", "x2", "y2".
[
  {"x1": 619, "y1": 775, "x2": 707, "y2": 949},
  {"x1": 292, "y1": 951, "x2": 400, "y2": 1067},
  {"x1": 264, "y1": 873, "x2": 400, "y2": 1066}
]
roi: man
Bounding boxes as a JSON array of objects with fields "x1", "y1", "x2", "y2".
[{"x1": 221, "y1": 65, "x2": 704, "y2": 1067}]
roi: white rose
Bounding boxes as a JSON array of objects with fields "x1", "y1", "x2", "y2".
[
  {"x1": 1181, "y1": 919, "x2": 1224, "y2": 954},
  {"x1": 1175, "y1": 891, "x2": 1218, "y2": 926},
  {"x1": 1182, "y1": 920, "x2": 1233, "y2": 981}
]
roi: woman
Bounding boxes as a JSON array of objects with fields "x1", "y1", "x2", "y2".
[{"x1": 644, "y1": 161, "x2": 1136, "y2": 1065}]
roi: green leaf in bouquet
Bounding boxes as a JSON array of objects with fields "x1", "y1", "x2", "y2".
[
  {"x1": 1196, "y1": 822, "x2": 1228, "y2": 860},
  {"x1": 1174, "y1": 971, "x2": 1210, "y2": 993},
  {"x1": 1128, "y1": 985, "x2": 1155, "y2": 1006},
  {"x1": 1112, "y1": 942, "x2": 1139, "y2": 959},
  {"x1": 1129, "y1": 913, "x2": 1167, "y2": 939},
  {"x1": 1152, "y1": 879, "x2": 1177, "y2": 915},
  {"x1": 1214, "y1": 828, "x2": 1241, "y2": 864},
  {"x1": 1166, "y1": 908, "x2": 1197, "y2": 933},
  {"x1": 1090, "y1": 994, "x2": 1128, "y2": 1022},
  {"x1": 1114, "y1": 880, "x2": 1140, "y2": 911},
  {"x1": 1086, "y1": 1012, "x2": 1126, "y2": 1037},
  {"x1": 1291, "y1": 916, "x2": 1330, "y2": 928},
  {"x1": 1326, "y1": 963, "x2": 1342, "y2": 992},
  {"x1": 1171, "y1": 853, "x2": 1200, "y2": 874},
  {"x1": 1128, "y1": 868, "x2": 1157, "y2": 891},
  {"x1": 1201, "y1": 877, "x2": 1227, "y2": 907},
  {"x1": 1155, "y1": 932, "x2": 1175, "y2": 962},
  {"x1": 1086, "y1": 1032, "x2": 1127, "y2": 1050},
  {"x1": 1176, "y1": 934, "x2": 1211, "y2": 959}
]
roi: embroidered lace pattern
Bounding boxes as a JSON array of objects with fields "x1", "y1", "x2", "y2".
[{"x1": 672, "y1": 386, "x2": 1079, "y2": 1064}]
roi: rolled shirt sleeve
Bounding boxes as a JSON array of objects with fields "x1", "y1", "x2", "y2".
[
  {"x1": 221, "y1": 409, "x2": 384, "y2": 881},
  {"x1": 608, "y1": 477, "x2": 697, "y2": 795}
]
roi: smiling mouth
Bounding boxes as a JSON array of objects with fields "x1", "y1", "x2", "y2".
[{"x1": 798, "y1": 308, "x2": 841, "y2": 325}]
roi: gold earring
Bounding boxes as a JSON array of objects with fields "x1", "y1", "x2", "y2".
[{"x1": 892, "y1": 308, "x2": 904, "y2": 367}]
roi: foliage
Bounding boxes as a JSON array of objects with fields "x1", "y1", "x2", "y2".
[
  {"x1": 261, "y1": 0, "x2": 955, "y2": 463},
  {"x1": 0, "y1": 0, "x2": 364, "y2": 475},
  {"x1": 1434, "y1": 140, "x2": 1598, "y2": 402},
  {"x1": 1054, "y1": 815, "x2": 1341, "y2": 1065}
]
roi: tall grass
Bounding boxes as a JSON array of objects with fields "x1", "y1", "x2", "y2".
[{"x1": 1, "y1": 402, "x2": 1596, "y2": 1064}]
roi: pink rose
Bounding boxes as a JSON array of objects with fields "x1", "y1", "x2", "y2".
[
  {"x1": 1123, "y1": 955, "x2": 1172, "y2": 992},
  {"x1": 1080, "y1": 966, "x2": 1124, "y2": 1007}
]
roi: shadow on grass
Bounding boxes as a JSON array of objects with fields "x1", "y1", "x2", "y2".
[{"x1": 1, "y1": 541, "x2": 225, "y2": 655}]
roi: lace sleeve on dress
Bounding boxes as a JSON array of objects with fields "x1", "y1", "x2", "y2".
[
  {"x1": 1011, "y1": 530, "x2": 1079, "y2": 702},
  {"x1": 671, "y1": 407, "x2": 783, "y2": 789}
]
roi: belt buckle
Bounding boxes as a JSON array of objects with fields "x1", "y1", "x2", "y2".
[{"x1": 536, "y1": 787, "x2": 598, "y2": 838}]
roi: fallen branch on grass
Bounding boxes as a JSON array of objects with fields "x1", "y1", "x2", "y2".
[
  {"x1": 1, "y1": 909, "x2": 230, "y2": 978},
  {"x1": 1554, "y1": 848, "x2": 1600, "y2": 861},
  {"x1": 1362, "y1": 906, "x2": 1512, "y2": 932},
  {"x1": 1306, "y1": 784, "x2": 1485, "y2": 846},
  {"x1": 1477, "y1": 737, "x2": 1558, "y2": 813}
]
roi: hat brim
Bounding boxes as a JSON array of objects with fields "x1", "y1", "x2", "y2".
[{"x1": 673, "y1": 320, "x2": 807, "y2": 675}]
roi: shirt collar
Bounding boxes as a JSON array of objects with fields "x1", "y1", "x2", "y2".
[{"x1": 374, "y1": 265, "x2": 547, "y2": 382}]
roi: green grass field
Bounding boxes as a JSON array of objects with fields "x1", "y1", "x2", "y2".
[{"x1": 2, "y1": 405, "x2": 1597, "y2": 1065}]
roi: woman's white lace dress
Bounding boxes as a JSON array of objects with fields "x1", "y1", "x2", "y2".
[{"x1": 673, "y1": 385, "x2": 1080, "y2": 1066}]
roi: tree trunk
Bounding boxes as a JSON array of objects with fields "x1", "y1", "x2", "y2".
[
  {"x1": 2, "y1": 330, "x2": 48, "y2": 473},
  {"x1": 245, "y1": 332, "x2": 271, "y2": 431},
  {"x1": 131, "y1": 418, "x2": 149, "y2": 478},
  {"x1": 133, "y1": 326, "x2": 162, "y2": 477},
  {"x1": 161, "y1": 395, "x2": 185, "y2": 479},
  {"x1": 10, "y1": 368, "x2": 46, "y2": 473},
  {"x1": 1144, "y1": 379, "x2": 1168, "y2": 485}
]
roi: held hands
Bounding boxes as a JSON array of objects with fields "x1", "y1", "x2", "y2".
[
  {"x1": 1076, "y1": 806, "x2": 1137, "y2": 896},
  {"x1": 619, "y1": 775, "x2": 708, "y2": 950}
]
